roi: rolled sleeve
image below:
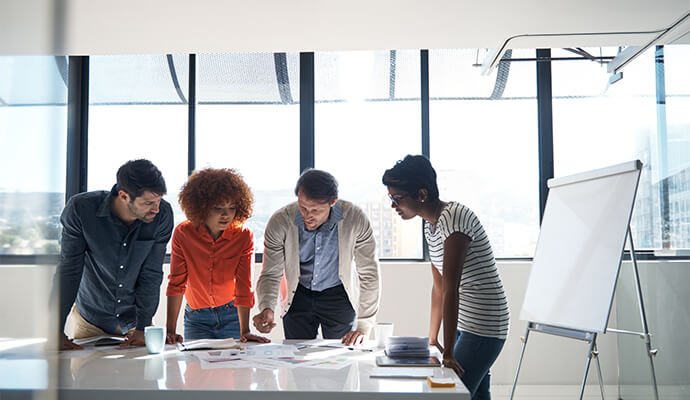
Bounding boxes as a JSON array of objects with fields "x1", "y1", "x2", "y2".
[
  {"x1": 233, "y1": 229, "x2": 255, "y2": 308},
  {"x1": 256, "y1": 212, "x2": 288, "y2": 313},
  {"x1": 134, "y1": 203, "x2": 173, "y2": 330},
  {"x1": 166, "y1": 225, "x2": 188, "y2": 297}
]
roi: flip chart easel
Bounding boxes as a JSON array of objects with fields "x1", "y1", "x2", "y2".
[{"x1": 510, "y1": 160, "x2": 659, "y2": 400}]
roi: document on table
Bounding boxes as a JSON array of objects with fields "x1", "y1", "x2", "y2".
[
  {"x1": 72, "y1": 335, "x2": 126, "y2": 347},
  {"x1": 177, "y1": 338, "x2": 242, "y2": 351},
  {"x1": 195, "y1": 345, "x2": 352, "y2": 370},
  {"x1": 242, "y1": 343, "x2": 299, "y2": 357},
  {"x1": 195, "y1": 345, "x2": 298, "y2": 360},
  {"x1": 295, "y1": 339, "x2": 375, "y2": 352}
]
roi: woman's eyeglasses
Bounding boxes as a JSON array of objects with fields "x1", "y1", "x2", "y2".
[{"x1": 388, "y1": 193, "x2": 406, "y2": 206}]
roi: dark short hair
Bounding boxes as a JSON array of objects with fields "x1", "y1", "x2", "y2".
[
  {"x1": 116, "y1": 159, "x2": 167, "y2": 200},
  {"x1": 294, "y1": 169, "x2": 338, "y2": 203},
  {"x1": 382, "y1": 155, "x2": 439, "y2": 201}
]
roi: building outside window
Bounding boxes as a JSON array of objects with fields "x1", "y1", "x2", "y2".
[
  {"x1": 195, "y1": 53, "x2": 300, "y2": 253},
  {"x1": 87, "y1": 55, "x2": 189, "y2": 250},
  {"x1": 429, "y1": 49, "x2": 540, "y2": 258},
  {"x1": 0, "y1": 56, "x2": 68, "y2": 255},
  {"x1": 314, "y1": 50, "x2": 424, "y2": 259},
  {"x1": 552, "y1": 45, "x2": 690, "y2": 250}
]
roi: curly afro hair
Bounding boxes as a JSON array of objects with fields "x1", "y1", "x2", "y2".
[{"x1": 179, "y1": 168, "x2": 254, "y2": 227}]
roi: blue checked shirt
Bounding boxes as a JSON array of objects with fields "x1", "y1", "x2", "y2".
[{"x1": 295, "y1": 202, "x2": 344, "y2": 291}]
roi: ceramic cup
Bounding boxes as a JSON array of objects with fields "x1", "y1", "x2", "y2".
[
  {"x1": 375, "y1": 322, "x2": 394, "y2": 348},
  {"x1": 144, "y1": 326, "x2": 165, "y2": 354}
]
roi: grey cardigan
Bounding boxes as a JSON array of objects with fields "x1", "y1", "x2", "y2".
[{"x1": 256, "y1": 200, "x2": 381, "y2": 334}]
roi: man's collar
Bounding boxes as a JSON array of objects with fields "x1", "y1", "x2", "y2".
[
  {"x1": 96, "y1": 185, "x2": 118, "y2": 218},
  {"x1": 325, "y1": 202, "x2": 344, "y2": 229}
]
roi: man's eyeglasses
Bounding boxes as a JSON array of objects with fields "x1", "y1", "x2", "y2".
[{"x1": 388, "y1": 193, "x2": 406, "y2": 206}]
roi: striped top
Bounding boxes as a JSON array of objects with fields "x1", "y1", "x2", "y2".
[{"x1": 425, "y1": 202, "x2": 509, "y2": 339}]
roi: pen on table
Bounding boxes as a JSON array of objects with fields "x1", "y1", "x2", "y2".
[{"x1": 347, "y1": 346, "x2": 373, "y2": 352}]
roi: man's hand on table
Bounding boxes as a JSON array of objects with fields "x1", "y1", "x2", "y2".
[
  {"x1": 120, "y1": 329, "x2": 146, "y2": 347},
  {"x1": 59, "y1": 333, "x2": 84, "y2": 350},
  {"x1": 341, "y1": 330, "x2": 366, "y2": 346},
  {"x1": 240, "y1": 332, "x2": 271, "y2": 343}
]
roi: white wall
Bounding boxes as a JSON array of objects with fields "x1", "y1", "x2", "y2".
[
  {"x1": 0, "y1": 265, "x2": 55, "y2": 339},
  {"x1": 3, "y1": 260, "x2": 687, "y2": 387},
  {"x1": 2, "y1": 0, "x2": 689, "y2": 55}
]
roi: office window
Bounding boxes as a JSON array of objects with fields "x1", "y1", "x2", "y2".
[
  {"x1": 87, "y1": 55, "x2": 188, "y2": 230},
  {"x1": 429, "y1": 49, "x2": 539, "y2": 258},
  {"x1": 196, "y1": 53, "x2": 300, "y2": 253},
  {"x1": 552, "y1": 45, "x2": 690, "y2": 250},
  {"x1": 314, "y1": 50, "x2": 423, "y2": 259},
  {"x1": 0, "y1": 56, "x2": 67, "y2": 255}
]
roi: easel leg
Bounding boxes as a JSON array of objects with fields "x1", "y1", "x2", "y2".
[
  {"x1": 628, "y1": 227, "x2": 660, "y2": 400},
  {"x1": 579, "y1": 334, "x2": 597, "y2": 400},
  {"x1": 593, "y1": 342, "x2": 605, "y2": 400},
  {"x1": 509, "y1": 327, "x2": 530, "y2": 400}
]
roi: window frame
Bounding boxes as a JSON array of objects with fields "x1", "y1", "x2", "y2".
[{"x1": 2, "y1": 47, "x2": 689, "y2": 265}]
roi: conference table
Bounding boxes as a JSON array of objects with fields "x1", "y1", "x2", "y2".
[{"x1": 1, "y1": 339, "x2": 469, "y2": 399}]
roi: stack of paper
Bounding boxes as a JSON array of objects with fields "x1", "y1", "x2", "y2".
[
  {"x1": 177, "y1": 338, "x2": 243, "y2": 351},
  {"x1": 72, "y1": 335, "x2": 126, "y2": 347},
  {"x1": 384, "y1": 336, "x2": 430, "y2": 358}
]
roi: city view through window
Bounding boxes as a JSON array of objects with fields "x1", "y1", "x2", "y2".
[{"x1": 1, "y1": 47, "x2": 689, "y2": 258}]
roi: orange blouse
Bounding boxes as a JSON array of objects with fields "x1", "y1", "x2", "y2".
[{"x1": 166, "y1": 221, "x2": 255, "y2": 309}]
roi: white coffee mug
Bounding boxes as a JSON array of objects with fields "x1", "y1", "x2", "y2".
[
  {"x1": 375, "y1": 322, "x2": 394, "y2": 347},
  {"x1": 144, "y1": 326, "x2": 165, "y2": 354}
]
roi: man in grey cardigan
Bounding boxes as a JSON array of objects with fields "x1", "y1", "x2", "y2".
[{"x1": 253, "y1": 169, "x2": 380, "y2": 345}]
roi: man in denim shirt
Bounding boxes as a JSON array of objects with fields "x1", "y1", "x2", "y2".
[{"x1": 55, "y1": 159, "x2": 173, "y2": 350}]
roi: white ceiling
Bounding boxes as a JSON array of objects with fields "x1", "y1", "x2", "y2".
[{"x1": 1, "y1": 0, "x2": 689, "y2": 55}]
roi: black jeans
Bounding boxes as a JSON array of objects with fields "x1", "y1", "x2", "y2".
[{"x1": 283, "y1": 284, "x2": 356, "y2": 339}]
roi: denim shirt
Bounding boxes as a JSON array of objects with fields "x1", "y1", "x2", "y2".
[
  {"x1": 56, "y1": 186, "x2": 173, "y2": 334},
  {"x1": 295, "y1": 202, "x2": 344, "y2": 291}
]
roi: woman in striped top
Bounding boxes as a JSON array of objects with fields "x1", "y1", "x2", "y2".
[{"x1": 382, "y1": 155, "x2": 509, "y2": 400}]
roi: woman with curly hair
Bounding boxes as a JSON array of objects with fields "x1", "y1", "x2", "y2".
[{"x1": 165, "y1": 168, "x2": 269, "y2": 343}]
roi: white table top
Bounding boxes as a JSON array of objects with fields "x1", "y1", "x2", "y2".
[{"x1": 0, "y1": 339, "x2": 469, "y2": 400}]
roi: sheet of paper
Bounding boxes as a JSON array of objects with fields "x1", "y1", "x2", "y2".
[
  {"x1": 195, "y1": 345, "x2": 303, "y2": 370},
  {"x1": 196, "y1": 350, "x2": 352, "y2": 370},
  {"x1": 295, "y1": 339, "x2": 375, "y2": 353},
  {"x1": 302, "y1": 356, "x2": 352, "y2": 370},
  {"x1": 177, "y1": 338, "x2": 241, "y2": 351},
  {"x1": 295, "y1": 339, "x2": 345, "y2": 348},
  {"x1": 241, "y1": 344, "x2": 299, "y2": 358},
  {"x1": 72, "y1": 335, "x2": 125, "y2": 346},
  {"x1": 195, "y1": 349, "x2": 244, "y2": 362},
  {"x1": 200, "y1": 357, "x2": 303, "y2": 370}
]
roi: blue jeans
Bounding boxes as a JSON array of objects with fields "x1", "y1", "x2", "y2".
[
  {"x1": 184, "y1": 300, "x2": 241, "y2": 340},
  {"x1": 454, "y1": 330, "x2": 506, "y2": 400}
]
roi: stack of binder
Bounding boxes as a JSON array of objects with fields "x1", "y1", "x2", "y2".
[{"x1": 384, "y1": 336, "x2": 430, "y2": 358}]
